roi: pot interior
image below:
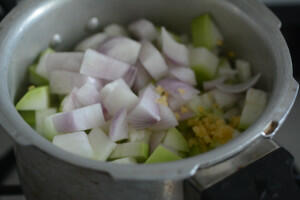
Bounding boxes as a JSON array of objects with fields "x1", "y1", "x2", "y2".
[{"x1": 8, "y1": 0, "x2": 276, "y2": 102}]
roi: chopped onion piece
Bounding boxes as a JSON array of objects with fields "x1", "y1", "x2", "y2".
[
  {"x1": 37, "y1": 52, "x2": 83, "y2": 78},
  {"x1": 139, "y1": 41, "x2": 168, "y2": 80},
  {"x1": 133, "y1": 61, "x2": 152, "y2": 92},
  {"x1": 151, "y1": 104, "x2": 178, "y2": 131},
  {"x1": 53, "y1": 132, "x2": 94, "y2": 158},
  {"x1": 51, "y1": 104, "x2": 105, "y2": 133},
  {"x1": 104, "y1": 24, "x2": 128, "y2": 37},
  {"x1": 49, "y1": 70, "x2": 88, "y2": 95},
  {"x1": 128, "y1": 85, "x2": 160, "y2": 129},
  {"x1": 75, "y1": 81, "x2": 101, "y2": 106},
  {"x1": 100, "y1": 79, "x2": 138, "y2": 116},
  {"x1": 158, "y1": 78, "x2": 200, "y2": 102},
  {"x1": 216, "y1": 74, "x2": 261, "y2": 93},
  {"x1": 161, "y1": 27, "x2": 189, "y2": 66},
  {"x1": 109, "y1": 108, "x2": 129, "y2": 142},
  {"x1": 85, "y1": 77, "x2": 104, "y2": 91},
  {"x1": 168, "y1": 96, "x2": 186, "y2": 111},
  {"x1": 203, "y1": 76, "x2": 226, "y2": 91},
  {"x1": 123, "y1": 67, "x2": 137, "y2": 88},
  {"x1": 99, "y1": 37, "x2": 141, "y2": 65},
  {"x1": 128, "y1": 19, "x2": 158, "y2": 41},
  {"x1": 75, "y1": 33, "x2": 108, "y2": 51},
  {"x1": 169, "y1": 67, "x2": 197, "y2": 85},
  {"x1": 80, "y1": 49, "x2": 130, "y2": 81},
  {"x1": 88, "y1": 128, "x2": 117, "y2": 161},
  {"x1": 61, "y1": 88, "x2": 82, "y2": 112}
]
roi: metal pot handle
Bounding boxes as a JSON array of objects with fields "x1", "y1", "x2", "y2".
[
  {"x1": 261, "y1": 78, "x2": 299, "y2": 138},
  {"x1": 190, "y1": 138, "x2": 300, "y2": 199}
]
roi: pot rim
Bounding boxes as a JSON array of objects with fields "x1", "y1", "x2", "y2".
[{"x1": 0, "y1": 0, "x2": 298, "y2": 180}]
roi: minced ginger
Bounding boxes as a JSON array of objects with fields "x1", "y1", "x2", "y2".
[{"x1": 181, "y1": 106, "x2": 240, "y2": 154}]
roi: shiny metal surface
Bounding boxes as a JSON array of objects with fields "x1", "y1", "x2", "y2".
[
  {"x1": 15, "y1": 145, "x2": 183, "y2": 200},
  {"x1": 0, "y1": 0, "x2": 298, "y2": 199}
]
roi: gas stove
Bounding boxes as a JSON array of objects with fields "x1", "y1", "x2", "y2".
[{"x1": 1, "y1": 1, "x2": 300, "y2": 200}]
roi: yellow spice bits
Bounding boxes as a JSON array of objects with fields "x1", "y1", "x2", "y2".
[
  {"x1": 156, "y1": 95, "x2": 168, "y2": 106},
  {"x1": 180, "y1": 106, "x2": 189, "y2": 114},
  {"x1": 186, "y1": 107, "x2": 236, "y2": 150},
  {"x1": 228, "y1": 51, "x2": 236, "y2": 58},
  {"x1": 155, "y1": 85, "x2": 164, "y2": 95},
  {"x1": 155, "y1": 86, "x2": 169, "y2": 106},
  {"x1": 216, "y1": 40, "x2": 224, "y2": 46},
  {"x1": 178, "y1": 88, "x2": 185, "y2": 95},
  {"x1": 174, "y1": 112, "x2": 180, "y2": 120},
  {"x1": 229, "y1": 116, "x2": 240, "y2": 129},
  {"x1": 28, "y1": 85, "x2": 36, "y2": 90},
  {"x1": 198, "y1": 106, "x2": 205, "y2": 114}
]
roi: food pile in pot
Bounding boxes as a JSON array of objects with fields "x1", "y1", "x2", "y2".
[{"x1": 15, "y1": 14, "x2": 267, "y2": 164}]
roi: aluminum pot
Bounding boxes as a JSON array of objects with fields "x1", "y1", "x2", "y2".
[{"x1": 0, "y1": 0, "x2": 298, "y2": 199}]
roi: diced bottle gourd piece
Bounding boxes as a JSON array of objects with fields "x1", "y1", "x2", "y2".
[
  {"x1": 239, "y1": 88, "x2": 267, "y2": 130},
  {"x1": 191, "y1": 14, "x2": 223, "y2": 49},
  {"x1": 188, "y1": 93, "x2": 214, "y2": 113},
  {"x1": 236, "y1": 59, "x2": 251, "y2": 82},
  {"x1": 53, "y1": 132, "x2": 94, "y2": 159},
  {"x1": 35, "y1": 108, "x2": 57, "y2": 134},
  {"x1": 16, "y1": 86, "x2": 50, "y2": 111},
  {"x1": 218, "y1": 58, "x2": 231, "y2": 70},
  {"x1": 88, "y1": 128, "x2": 117, "y2": 161},
  {"x1": 19, "y1": 111, "x2": 35, "y2": 127},
  {"x1": 109, "y1": 142, "x2": 149, "y2": 162},
  {"x1": 156, "y1": 26, "x2": 183, "y2": 49},
  {"x1": 145, "y1": 145, "x2": 182, "y2": 164},
  {"x1": 111, "y1": 157, "x2": 137, "y2": 164},
  {"x1": 28, "y1": 64, "x2": 49, "y2": 86},
  {"x1": 163, "y1": 128, "x2": 189, "y2": 153},
  {"x1": 36, "y1": 48, "x2": 55, "y2": 78},
  {"x1": 42, "y1": 116, "x2": 60, "y2": 140},
  {"x1": 129, "y1": 128, "x2": 152, "y2": 143},
  {"x1": 190, "y1": 47, "x2": 219, "y2": 84}
]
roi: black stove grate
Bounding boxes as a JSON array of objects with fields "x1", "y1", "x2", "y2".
[{"x1": 0, "y1": 150, "x2": 23, "y2": 196}]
